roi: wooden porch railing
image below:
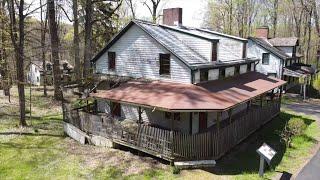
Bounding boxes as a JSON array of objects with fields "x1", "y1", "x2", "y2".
[
  {"x1": 172, "y1": 100, "x2": 281, "y2": 161},
  {"x1": 63, "y1": 100, "x2": 281, "y2": 161}
]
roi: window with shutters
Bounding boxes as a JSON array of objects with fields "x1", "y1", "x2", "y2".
[
  {"x1": 159, "y1": 54, "x2": 170, "y2": 75},
  {"x1": 212, "y1": 43, "x2": 217, "y2": 61},
  {"x1": 108, "y1": 52, "x2": 116, "y2": 70}
]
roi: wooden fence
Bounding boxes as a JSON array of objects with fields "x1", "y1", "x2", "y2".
[{"x1": 63, "y1": 100, "x2": 280, "y2": 161}]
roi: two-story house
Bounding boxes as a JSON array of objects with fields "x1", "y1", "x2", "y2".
[{"x1": 64, "y1": 8, "x2": 285, "y2": 163}]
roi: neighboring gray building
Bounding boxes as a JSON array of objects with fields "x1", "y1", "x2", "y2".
[{"x1": 247, "y1": 27, "x2": 314, "y2": 90}]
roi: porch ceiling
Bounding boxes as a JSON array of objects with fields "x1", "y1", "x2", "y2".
[{"x1": 90, "y1": 72, "x2": 286, "y2": 111}]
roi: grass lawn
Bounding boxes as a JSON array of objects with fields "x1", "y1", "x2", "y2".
[{"x1": 0, "y1": 87, "x2": 319, "y2": 179}]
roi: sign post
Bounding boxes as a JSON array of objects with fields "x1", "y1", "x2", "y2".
[{"x1": 256, "y1": 143, "x2": 277, "y2": 177}]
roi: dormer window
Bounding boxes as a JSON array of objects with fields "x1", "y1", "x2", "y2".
[
  {"x1": 108, "y1": 52, "x2": 116, "y2": 70},
  {"x1": 212, "y1": 43, "x2": 217, "y2": 61},
  {"x1": 262, "y1": 53, "x2": 270, "y2": 65},
  {"x1": 159, "y1": 54, "x2": 170, "y2": 75}
]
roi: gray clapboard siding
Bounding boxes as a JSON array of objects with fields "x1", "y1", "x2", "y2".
[
  {"x1": 247, "y1": 40, "x2": 282, "y2": 78},
  {"x1": 192, "y1": 30, "x2": 245, "y2": 61},
  {"x1": 277, "y1": 47, "x2": 293, "y2": 57},
  {"x1": 166, "y1": 30, "x2": 212, "y2": 61},
  {"x1": 95, "y1": 24, "x2": 191, "y2": 84}
]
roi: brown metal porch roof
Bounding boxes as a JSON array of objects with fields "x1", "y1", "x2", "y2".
[{"x1": 91, "y1": 72, "x2": 286, "y2": 111}]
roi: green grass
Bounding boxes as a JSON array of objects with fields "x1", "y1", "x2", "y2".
[
  {"x1": 207, "y1": 110, "x2": 320, "y2": 180},
  {"x1": 0, "y1": 87, "x2": 319, "y2": 179}
]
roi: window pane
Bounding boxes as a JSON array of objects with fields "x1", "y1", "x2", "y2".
[
  {"x1": 262, "y1": 53, "x2": 269, "y2": 65},
  {"x1": 108, "y1": 52, "x2": 116, "y2": 70},
  {"x1": 160, "y1": 54, "x2": 170, "y2": 75}
]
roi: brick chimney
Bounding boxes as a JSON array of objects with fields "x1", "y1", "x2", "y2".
[
  {"x1": 255, "y1": 26, "x2": 269, "y2": 39},
  {"x1": 163, "y1": 8, "x2": 182, "y2": 26}
]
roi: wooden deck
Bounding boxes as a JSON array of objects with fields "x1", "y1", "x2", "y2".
[{"x1": 63, "y1": 100, "x2": 281, "y2": 162}]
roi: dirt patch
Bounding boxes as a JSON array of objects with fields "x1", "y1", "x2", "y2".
[{"x1": 63, "y1": 137, "x2": 168, "y2": 176}]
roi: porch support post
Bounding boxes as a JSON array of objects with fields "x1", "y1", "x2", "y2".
[
  {"x1": 228, "y1": 108, "x2": 233, "y2": 124},
  {"x1": 246, "y1": 100, "x2": 250, "y2": 112},
  {"x1": 170, "y1": 112, "x2": 174, "y2": 165},
  {"x1": 189, "y1": 112, "x2": 193, "y2": 134},
  {"x1": 138, "y1": 107, "x2": 142, "y2": 124},
  {"x1": 216, "y1": 111, "x2": 221, "y2": 133},
  {"x1": 260, "y1": 95, "x2": 263, "y2": 108}
]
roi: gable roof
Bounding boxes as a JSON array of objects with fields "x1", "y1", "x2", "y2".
[
  {"x1": 91, "y1": 20, "x2": 248, "y2": 67},
  {"x1": 91, "y1": 20, "x2": 209, "y2": 66},
  {"x1": 248, "y1": 37, "x2": 290, "y2": 60},
  {"x1": 268, "y1": 37, "x2": 298, "y2": 47}
]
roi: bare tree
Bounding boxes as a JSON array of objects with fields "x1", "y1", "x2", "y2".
[
  {"x1": 48, "y1": 0, "x2": 63, "y2": 100},
  {"x1": 83, "y1": 0, "x2": 93, "y2": 78},
  {"x1": 312, "y1": 0, "x2": 320, "y2": 68},
  {"x1": 125, "y1": 0, "x2": 136, "y2": 19},
  {"x1": 83, "y1": 0, "x2": 122, "y2": 78},
  {"x1": 73, "y1": 0, "x2": 81, "y2": 80},
  {"x1": 7, "y1": 0, "x2": 27, "y2": 126},
  {"x1": 40, "y1": 0, "x2": 48, "y2": 96},
  {"x1": 143, "y1": 0, "x2": 161, "y2": 23}
]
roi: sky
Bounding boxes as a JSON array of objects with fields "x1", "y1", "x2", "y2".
[
  {"x1": 25, "y1": 0, "x2": 209, "y2": 28},
  {"x1": 135, "y1": 0, "x2": 208, "y2": 27}
]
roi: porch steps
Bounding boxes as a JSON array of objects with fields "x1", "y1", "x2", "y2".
[{"x1": 174, "y1": 160, "x2": 216, "y2": 169}]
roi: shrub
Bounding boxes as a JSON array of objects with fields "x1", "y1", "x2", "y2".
[
  {"x1": 287, "y1": 118, "x2": 307, "y2": 136},
  {"x1": 280, "y1": 117, "x2": 307, "y2": 148}
]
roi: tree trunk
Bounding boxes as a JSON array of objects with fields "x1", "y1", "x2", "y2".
[
  {"x1": 40, "y1": 0, "x2": 47, "y2": 96},
  {"x1": 313, "y1": 0, "x2": 320, "y2": 69},
  {"x1": 73, "y1": 0, "x2": 81, "y2": 80},
  {"x1": 9, "y1": 0, "x2": 27, "y2": 126},
  {"x1": 273, "y1": 0, "x2": 278, "y2": 38},
  {"x1": 47, "y1": 0, "x2": 63, "y2": 100},
  {"x1": 83, "y1": 0, "x2": 93, "y2": 78}
]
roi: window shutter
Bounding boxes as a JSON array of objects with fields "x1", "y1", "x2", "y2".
[{"x1": 212, "y1": 43, "x2": 217, "y2": 61}]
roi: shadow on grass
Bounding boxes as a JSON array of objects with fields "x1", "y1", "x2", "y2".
[
  {"x1": 202, "y1": 111, "x2": 316, "y2": 175},
  {"x1": 0, "y1": 132, "x2": 63, "y2": 138}
]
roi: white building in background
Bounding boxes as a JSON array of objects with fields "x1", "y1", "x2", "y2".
[{"x1": 27, "y1": 63, "x2": 41, "y2": 86}]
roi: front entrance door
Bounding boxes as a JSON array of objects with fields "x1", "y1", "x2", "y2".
[{"x1": 199, "y1": 112, "x2": 207, "y2": 132}]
